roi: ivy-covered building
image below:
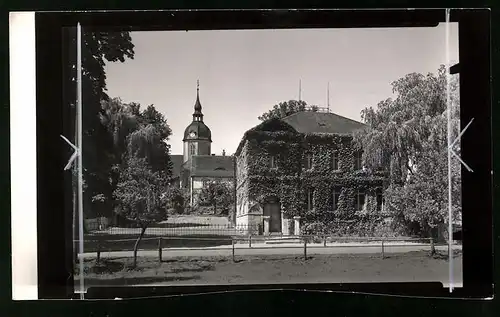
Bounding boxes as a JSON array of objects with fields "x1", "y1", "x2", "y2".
[{"x1": 234, "y1": 111, "x2": 388, "y2": 236}]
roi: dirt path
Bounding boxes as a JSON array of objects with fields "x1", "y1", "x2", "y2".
[
  {"x1": 80, "y1": 244, "x2": 456, "y2": 259},
  {"x1": 77, "y1": 251, "x2": 462, "y2": 289}
]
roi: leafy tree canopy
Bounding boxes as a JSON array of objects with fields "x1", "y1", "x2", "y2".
[
  {"x1": 66, "y1": 30, "x2": 135, "y2": 218},
  {"x1": 114, "y1": 156, "x2": 169, "y2": 227},
  {"x1": 198, "y1": 179, "x2": 234, "y2": 215},
  {"x1": 258, "y1": 100, "x2": 310, "y2": 121},
  {"x1": 355, "y1": 65, "x2": 461, "y2": 238}
]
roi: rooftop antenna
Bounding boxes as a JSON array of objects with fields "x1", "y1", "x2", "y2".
[
  {"x1": 327, "y1": 82, "x2": 330, "y2": 113},
  {"x1": 299, "y1": 79, "x2": 302, "y2": 102}
]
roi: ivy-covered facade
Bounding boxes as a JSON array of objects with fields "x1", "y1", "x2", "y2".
[{"x1": 235, "y1": 112, "x2": 389, "y2": 236}]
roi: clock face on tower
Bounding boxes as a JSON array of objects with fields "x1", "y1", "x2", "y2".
[{"x1": 189, "y1": 131, "x2": 196, "y2": 138}]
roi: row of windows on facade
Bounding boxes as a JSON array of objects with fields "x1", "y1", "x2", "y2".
[
  {"x1": 305, "y1": 188, "x2": 385, "y2": 212},
  {"x1": 268, "y1": 151, "x2": 363, "y2": 171}
]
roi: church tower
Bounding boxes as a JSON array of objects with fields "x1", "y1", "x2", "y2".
[{"x1": 183, "y1": 80, "x2": 212, "y2": 163}]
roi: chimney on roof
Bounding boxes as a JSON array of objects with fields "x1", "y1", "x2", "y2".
[{"x1": 222, "y1": 149, "x2": 226, "y2": 156}]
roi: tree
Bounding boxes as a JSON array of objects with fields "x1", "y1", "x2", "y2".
[
  {"x1": 134, "y1": 105, "x2": 173, "y2": 174},
  {"x1": 111, "y1": 102, "x2": 174, "y2": 266},
  {"x1": 258, "y1": 100, "x2": 307, "y2": 121},
  {"x1": 65, "y1": 30, "x2": 135, "y2": 224},
  {"x1": 384, "y1": 141, "x2": 461, "y2": 239},
  {"x1": 164, "y1": 186, "x2": 188, "y2": 214},
  {"x1": 355, "y1": 65, "x2": 461, "y2": 239},
  {"x1": 95, "y1": 98, "x2": 141, "y2": 223},
  {"x1": 99, "y1": 100, "x2": 174, "y2": 223},
  {"x1": 198, "y1": 179, "x2": 233, "y2": 215},
  {"x1": 114, "y1": 155, "x2": 168, "y2": 267}
]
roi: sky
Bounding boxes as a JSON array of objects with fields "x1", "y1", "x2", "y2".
[{"x1": 104, "y1": 23, "x2": 459, "y2": 156}]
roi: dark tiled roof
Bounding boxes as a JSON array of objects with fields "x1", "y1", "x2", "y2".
[
  {"x1": 183, "y1": 121, "x2": 212, "y2": 141},
  {"x1": 170, "y1": 155, "x2": 184, "y2": 178},
  {"x1": 281, "y1": 111, "x2": 366, "y2": 134},
  {"x1": 191, "y1": 155, "x2": 235, "y2": 178},
  {"x1": 234, "y1": 111, "x2": 367, "y2": 156},
  {"x1": 234, "y1": 118, "x2": 298, "y2": 156}
]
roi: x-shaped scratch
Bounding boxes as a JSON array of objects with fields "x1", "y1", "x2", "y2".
[
  {"x1": 60, "y1": 135, "x2": 79, "y2": 170},
  {"x1": 448, "y1": 118, "x2": 474, "y2": 173}
]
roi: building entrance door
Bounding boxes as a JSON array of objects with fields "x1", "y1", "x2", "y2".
[{"x1": 263, "y1": 197, "x2": 282, "y2": 233}]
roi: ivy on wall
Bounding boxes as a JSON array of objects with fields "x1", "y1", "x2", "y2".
[{"x1": 236, "y1": 118, "x2": 391, "y2": 236}]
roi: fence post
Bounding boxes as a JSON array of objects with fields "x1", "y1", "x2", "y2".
[
  {"x1": 430, "y1": 237, "x2": 435, "y2": 256},
  {"x1": 303, "y1": 237, "x2": 307, "y2": 260},
  {"x1": 249, "y1": 235, "x2": 252, "y2": 248},
  {"x1": 158, "y1": 237, "x2": 162, "y2": 263},
  {"x1": 381, "y1": 239, "x2": 385, "y2": 259},
  {"x1": 232, "y1": 238, "x2": 235, "y2": 262},
  {"x1": 96, "y1": 240, "x2": 101, "y2": 264}
]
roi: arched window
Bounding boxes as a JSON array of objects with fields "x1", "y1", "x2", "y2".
[{"x1": 190, "y1": 143, "x2": 196, "y2": 155}]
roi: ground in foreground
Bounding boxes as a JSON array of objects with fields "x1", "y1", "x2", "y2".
[{"x1": 76, "y1": 250, "x2": 462, "y2": 289}]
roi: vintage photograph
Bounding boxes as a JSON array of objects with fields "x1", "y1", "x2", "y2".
[{"x1": 69, "y1": 24, "x2": 462, "y2": 292}]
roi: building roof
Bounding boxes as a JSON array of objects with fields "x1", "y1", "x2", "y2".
[
  {"x1": 281, "y1": 111, "x2": 366, "y2": 134},
  {"x1": 235, "y1": 111, "x2": 367, "y2": 156},
  {"x1": 191, "y1": 155, "x2": 234, "y2": 178},
  {"x1": 170, "y1": 155, "x2": 184, "y2": 178},
  {"x1": 183, "y1": 121, "x2": 212, "y2": 142}
]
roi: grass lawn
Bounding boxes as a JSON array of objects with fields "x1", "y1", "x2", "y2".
[
  {"x1": 76, "y1": 250, "x2": 462, "y2": 288},
  {"x1": 80, "y1": 234, "x2": 233, "y2": 253}
]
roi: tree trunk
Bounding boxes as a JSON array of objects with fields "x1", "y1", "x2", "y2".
[{"x1": 133, "y1": 226, "x2": 147, "y2": 268}]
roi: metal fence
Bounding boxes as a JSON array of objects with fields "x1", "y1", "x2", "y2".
[
  {"x1": 92, "y1": 224, "x2": 263, "y2": 236},
  {"x1": 76, "y1": 234, "x2": 444, "y2": 265}
]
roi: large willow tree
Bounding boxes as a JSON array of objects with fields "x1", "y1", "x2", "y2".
[
  {"x1": 67, "y1": 31, "x2": 134, "y2": 235},
  {"x1": 355, "y1": 65, "x2": 461, "y2": 239},
  {"x1": 104, "y1": 100, "x2": 174, "y2": 266}
]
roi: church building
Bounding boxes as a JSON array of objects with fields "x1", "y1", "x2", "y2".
[{"x1": 170, "y1": 82, "x2": 235, "y2": 207}]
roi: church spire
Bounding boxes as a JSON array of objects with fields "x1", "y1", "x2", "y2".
[{"x1": 193, "y1": 79, "x2": 203, "y2": 122}]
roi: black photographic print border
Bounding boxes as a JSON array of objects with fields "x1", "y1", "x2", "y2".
[{"x1": 32, "y1": 9, "x2": 492, "y2": 300}]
